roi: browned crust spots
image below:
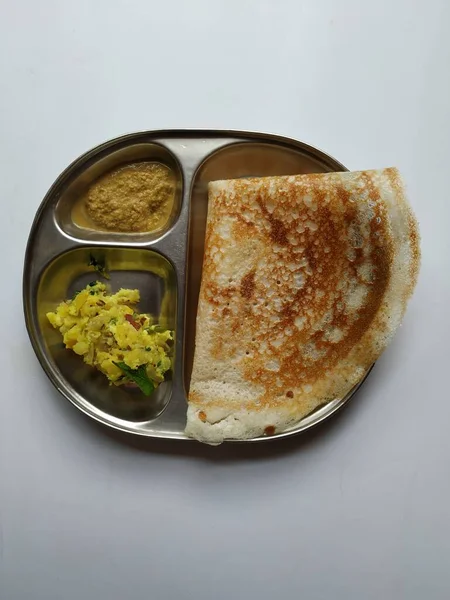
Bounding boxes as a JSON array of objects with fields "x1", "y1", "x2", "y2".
[
  {"x1": 240, "y1": 270, "x2": 256, "y2": 299},
  {"x1": 192, "y1": 169, "x2": 420, "y2": 414},
  {"x1": 256, "y1": 197, "x2": 289, "y2": 245}
]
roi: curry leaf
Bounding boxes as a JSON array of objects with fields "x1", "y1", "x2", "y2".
[
  {"x1": 113, "y1": 362, "x2": 155, "y2": 396},
  {"x1": 88, "y1": 254, "x2": 110, "y2": 279}
]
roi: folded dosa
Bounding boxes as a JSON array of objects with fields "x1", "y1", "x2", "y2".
[{"x1": 186, "y1": 168, "x2": 420, "y2": 444}]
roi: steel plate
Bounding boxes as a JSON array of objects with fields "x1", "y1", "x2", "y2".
[{"x1": 23, "y1": 129, "x2": 372, "y2": 442}]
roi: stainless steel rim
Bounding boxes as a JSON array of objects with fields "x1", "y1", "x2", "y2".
[{"x1": 23, "y1": 129, "x2": 371, "y2": 443}]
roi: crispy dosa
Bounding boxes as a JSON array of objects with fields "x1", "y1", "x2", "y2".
[{"x1": 186, "y1": 168, "x2": 420, "y2": 444}]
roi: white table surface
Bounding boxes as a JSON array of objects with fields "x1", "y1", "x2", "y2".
[{"x1": 1, "y1": 1, "x2": 449, "y2": 598}]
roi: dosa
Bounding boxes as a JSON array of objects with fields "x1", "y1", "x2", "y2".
[{"x1": 186, "y1": 168, "x2": 420, "y2": 444}]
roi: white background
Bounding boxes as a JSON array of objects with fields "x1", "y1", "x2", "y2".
[{"x1": 1, "y1": 1, "x2": 449, "y2": 599}]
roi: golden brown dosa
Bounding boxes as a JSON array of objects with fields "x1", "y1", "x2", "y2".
[{"x1": 186, "y1": 168, "x2": 420, "y2": 444}]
